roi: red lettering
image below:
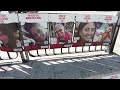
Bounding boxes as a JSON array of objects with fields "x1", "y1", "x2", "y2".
[
  {"x1": 36, "y1": 14, "x2": 39, "y2": 17},
  {"x1": 105, "y1": 16, "x2": 112, "y2": 22},
  {"x1": 26, "y1": 17, "x2": 30, "y2": 19},
  {"x1": 31, "y1": 17, "x2": 36, "y2": 19},
  {"x1": 84, "y1": 15, "x2": 90, "y2": 22},
  {"x1": 59, "y1": 15, "x2": 66, "y2": 22},
  {"x1": 37, "y1": 17, "x2": 41, "y2": 19},
  {"x1": 26, "y1": 16, "x2": 41, "y2": 19}
]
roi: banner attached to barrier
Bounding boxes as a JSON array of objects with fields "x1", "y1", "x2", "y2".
[
  {"x1": 0, "y1": 14, "x2": 22, "y2": 52},
  {"x1": 73, "y1": 14, "x2": 118, "y2": 47},
  {"x1": 0, "y1": 13, "x2": 118, "y2": 52},
  {"x1": 73, "y1": 14, "x2": 99, "y2": 47},
  {"x1": 18, "y1": 13, "x2": 49, "y2": 50},
  {"x1": 93, "y1": 15, "x2": 118, "y2": 46},
  {"x1": 49, "y1": 14, "x2": 75, "y2": 49}
]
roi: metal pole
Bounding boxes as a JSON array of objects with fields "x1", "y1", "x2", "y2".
[
  {"x1": 17, "y1": 13, "x2": 29, "y2": 63},
  {"x1": 109, "y1": 12, "x2": 120, "y2": 54}
]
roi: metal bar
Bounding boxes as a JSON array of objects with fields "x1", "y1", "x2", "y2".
[
  {"x1": 89, "y1": 46, "x2": 90, "y2": 52},
  {"x1": 17, "y1": 13, "x2": 29, "y2": 62},
  {"x1": 109, "y1": 25, "x2": 120, "y2": 54},
  {"x1": 7, "y1": 52, "x2": 13, "y2": 59},
  {"x1": 82, "y1": 46, "x2": 84, "y2": 52},
  {"x1": 0, "y1": 56, "x2": 3, "y2": 60},
  {"x1": 0, "y1": 52, "x2": 18, "y2": 60},
  {"x1": 68, "y1": 47, "x2": 70, "y2": 53},
  {"x1": 28, "y1": 51, "x2": 39, "y2": 57},
  {"x1": 101, "y1": 44, "x2": 103, "y2": 51},
  {"x1": 45, "y1": 49, "x2": 48, "y2": 56},
  {"x1": 20, "y1": 51, "x2": 29, "y2": 63},
  {"x1": 101, "y1": 46, "x2": 104, "y2": 51},
  {"x1": 20, "y1": 52, "x2": 25, "y2": 59},
  {"x1": 75, "y1": 47, "x2": 77, "y2": 53},
  {"x1": 25, "y1": 51, "x2": 29, "y2": 60},
  {"x1": 37, "y1": 50, "x2": 39, "y2": 56},
  {"x1": 53, "y1": 49, "x2": 56, "y2": 55},
  {"x1": 95, "y1": 46, "x2": 97, "y2": 51},
  {"x1": 61, "y1": 48, "x2": 63, "y2": 54},
  {"x1": 110, "y1": 14, "x2": 119, "y2": 44},
  {"x1": 7, "y1": 52, "x2": 19, "y2": 59},
  {"x1": 37, "y1": 50, "x2": 41, "y2": 56},
  {"x1": 109, "y1": 16, "x2": 120, "y2": 54}
]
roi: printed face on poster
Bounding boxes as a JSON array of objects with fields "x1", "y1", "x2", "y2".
[
  {"x1": 49, "y1": 14, "x2": 75, "y2": 48},
  {"x1": 73, "y1": 14, "x2": 118, "y2": 47},
  {"x1": 18, "y1": 13, "x2": 49, "y2": 50},
  {"x1": 93, "y1": 15, "x2": 118, "y2": 43},
  {"x1": 73, "y1": 14, "x2": 98, "y2": 46},
  {"x1": 0, "y1": 13, "x2": 118, "y2": 51},
  {"x1": 0, "y1": 14, "x2": 22, "y2": 52},
  {"x1": 74, "y1": 22, "x2": 96, "y2": 43},
  {"x1": 93, "y1": 23, "x2": 115, "y2": 43}
]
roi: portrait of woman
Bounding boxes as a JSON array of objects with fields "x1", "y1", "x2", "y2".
[
  {"x1": 100, "y1": 24, "x2": 114, "y2": 42},
  {"x1": 23, "y1": 23, "x2": 49, "y2": 45},
  {"x1": 0, "y1": 23, "x2": 20, "y2": 48},
  {"x1": 76, "y1": 22, "x2": 96, "y2": 43}
]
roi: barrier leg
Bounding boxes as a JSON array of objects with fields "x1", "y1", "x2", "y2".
[
  {"x1": 20, "y1": 51, "x2": 29, "y2": 63},
  {"x1": 75, "y1": 47, "x2": 77, "y2": 53},
  {"x1": 109, "y1": 25, "x2": 120, "y2": 54},
  {"x1": 68, "y1": 47, "x2": 70, "y2": 53}
]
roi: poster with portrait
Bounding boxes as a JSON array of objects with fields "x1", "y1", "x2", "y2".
[
  {"x1": 0, "y1": 14, "x2": 22, "y2": 52},
  {"x1": 73, "y1": 14, "x2": 99, "y2": 47},
  {"x1": 93, "y1": 15, "x2": 118, "y2": 46},
  {"x1": 18, "y1": 13, "x2": 49, "y2": 50},
  {"x1": 49, "y1": 14, "x2": 75, "y2": 49}
]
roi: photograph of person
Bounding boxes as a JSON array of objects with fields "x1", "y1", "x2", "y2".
[
  {"x1": 0, "y1": 23, "x2": 21, "y2": 48},
  {"x1": 74, "y1": 22, "x2": 96, "y2": 43},
  {"x1": 93, "y1": 23, "x2": 107, "y2": 42},
  {"x1": 100, "y1": 24, "x2": 114, "y2": 42},
  {"x1": 49, "y1": 22, "x2": 74, "y2": 45},
  {"x1": 22, "y1": 23, "x2": 49, "y2": 45}
]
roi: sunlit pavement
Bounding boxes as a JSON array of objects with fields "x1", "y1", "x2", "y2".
[{"x1": 0, "y1": 11, "x2": 120, "y2": 79}]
